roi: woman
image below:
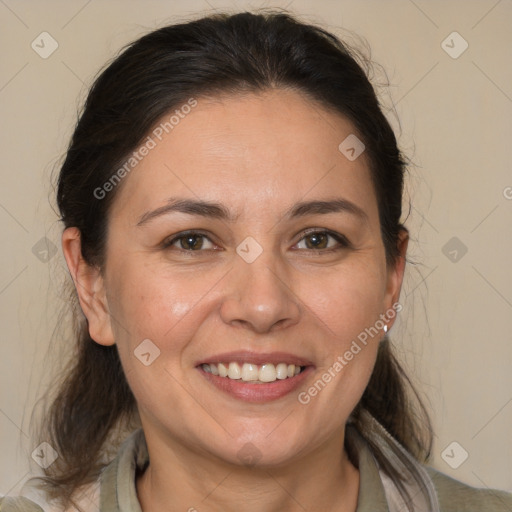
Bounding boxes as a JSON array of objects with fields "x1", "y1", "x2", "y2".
[{"x1": 2, "y1": 10, "x2": 511, "y2": 512}]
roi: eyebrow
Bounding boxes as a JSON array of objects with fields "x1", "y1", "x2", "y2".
[
  {"x1": 137, "y1": 198, "x2": 236, "y2": 226},
  {"x1": 136, "y1": 197, "x2": 368, "y2": 226},
  {"x1": 287, "y1": 198, "x2": 368, "y2": 222}
]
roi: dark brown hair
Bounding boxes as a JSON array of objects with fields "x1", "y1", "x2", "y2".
[{"x1": 41, "y1": 9, "x2": 432, "y2": 506}]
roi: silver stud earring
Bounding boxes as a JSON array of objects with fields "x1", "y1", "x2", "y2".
[{"x1": 383, "y1": 324, "x2": 388, "y2": 334}]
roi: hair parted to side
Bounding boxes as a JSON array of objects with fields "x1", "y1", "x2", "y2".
[{"x1": 40, "y1": 8, "x2": 432, "y2": 505}]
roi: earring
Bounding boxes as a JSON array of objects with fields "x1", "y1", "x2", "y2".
[{"x1": 383, "y1": 324, "x2": 388, "y2": 334}]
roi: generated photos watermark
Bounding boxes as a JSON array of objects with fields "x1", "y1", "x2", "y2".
[
  {"x1": 93, "y1": 98, "x2": 198, "y2": 200},
  {"x1": 297, "y1": 302, "x2": 402, "y2": 405}
]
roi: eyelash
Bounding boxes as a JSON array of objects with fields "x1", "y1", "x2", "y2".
[
  {"x1": 295, "y1": 229, "x2": 351, "y2": 252},
  {"x1": 161, "y1": 229, "x2": 351, "y2": 254}
]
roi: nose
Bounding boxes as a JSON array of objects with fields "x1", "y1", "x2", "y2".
[{"x1": 219, "y1": 254, "x2": 301, "y2": 334}]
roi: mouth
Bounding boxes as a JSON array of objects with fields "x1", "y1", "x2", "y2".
[
  {"x1": 196, "y1": 351, "x2": 315, "y2": 402},
  {"x1": 201, "y1": 362, "x2": 307, "y2": 383}
]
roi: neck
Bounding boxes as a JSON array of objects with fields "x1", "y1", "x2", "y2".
[{"x1": 136, "y1": 429, "x2": 360, "y2": 512}]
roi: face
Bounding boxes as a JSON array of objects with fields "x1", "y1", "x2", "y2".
[{"x1": 68, "y1": 88, "x2": 406, "y2": 468}]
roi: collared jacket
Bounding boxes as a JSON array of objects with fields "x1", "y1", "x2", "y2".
[{"x1": 2, "y1": 426, "x2": 512, "y2": 512}]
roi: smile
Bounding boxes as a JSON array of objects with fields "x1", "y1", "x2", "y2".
[{"x1": 201, "y1": 362, "x2": 305, "y2": 383}]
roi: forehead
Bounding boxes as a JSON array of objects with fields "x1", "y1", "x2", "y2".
[{"x1": 110, "y1": 88, "x2": 378, "y2": 223}]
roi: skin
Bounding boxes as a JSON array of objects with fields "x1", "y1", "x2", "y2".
[{"x1": 63, "y1": 88, "x2": 408, "y2": 512}]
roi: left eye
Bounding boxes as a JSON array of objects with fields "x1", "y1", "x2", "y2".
[
  {"x1": 295, "y1": 231, "x2": 347, "y2": 250},
  {"x1": 165, "y1": 233, "x2": 216, "y2": 251}
]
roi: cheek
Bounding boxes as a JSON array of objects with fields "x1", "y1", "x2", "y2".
[
  {"x1": 293, "y1": 267, "x2": 383, "y2": 430},
  {"x1": 108, "y1": 261, "x2": 200, "y2": 334},
  {"x1": 296, "y1": 261, "x2": 385, "y2": 399},
  {"x1": 299, "y1": 262, "x2": 386, "y2": 344},
  {"x1": 106, "y1": 268, "x2": 211, "y2": 413},
  {"x1": 106, "y1": 258, "x2": 228, "y2": 368}
]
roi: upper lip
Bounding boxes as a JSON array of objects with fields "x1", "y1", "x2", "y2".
[{"x1": 196, "y1": 351, "x2": 315, "y2": 367}]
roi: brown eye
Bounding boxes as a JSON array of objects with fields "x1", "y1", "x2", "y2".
[
  {"x1": 305, "y1": 232, "x2": 329, "y2": 249},
  {"x1": 295, "y1": 230, "x2": 349, "y2": 251},
  {"x1": 164, "y1": 232, "x2": 216, "y2": 251},
  {"x1": 179, "y1": 234, "x2": 204, "y2": 250}
]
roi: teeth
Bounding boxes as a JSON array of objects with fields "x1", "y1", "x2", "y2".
[
  {"x1": 201, "y1": 362, "x2": 304, "y2": 383},
  {"x1": 276, "y1": 363, "x2": 288, "y2": 380},
  {"x1": 218, "y1": 363, "x2": 228, "y2": 377},
  {"x1": 228, "y1": 362, "x2": 242, "y2": 379},
  {"x1": 259, "y1": 363, "x2": 276, "y2": 382},
  {"x1": 241, "y1": 363, "x2": 259, "y2": 381}
]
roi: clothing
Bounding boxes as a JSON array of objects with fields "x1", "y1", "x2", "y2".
[{"x1": 2, "y1": 426, "x2": 512, "y2": 511}]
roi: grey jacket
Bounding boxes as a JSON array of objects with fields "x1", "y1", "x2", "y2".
[{"x1": 2, "y1": 427, "x2": 512, "y2": 511}]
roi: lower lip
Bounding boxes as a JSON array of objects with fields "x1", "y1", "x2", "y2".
[{"x1": 198, "y1": 366, "x2": 314, "y2": 403}]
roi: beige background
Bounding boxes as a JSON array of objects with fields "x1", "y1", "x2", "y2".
[{"x1": 1, "y1": 0, "x2": 511, "y2": 498}]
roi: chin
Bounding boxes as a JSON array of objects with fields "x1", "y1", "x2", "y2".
[{"x1": 211, "y1": 431, "x2": 307, "y2": 469}]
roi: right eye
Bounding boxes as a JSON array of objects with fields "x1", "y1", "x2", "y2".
[{"x1": 162, "y1": 231, "x2": 218, "y2": 251}]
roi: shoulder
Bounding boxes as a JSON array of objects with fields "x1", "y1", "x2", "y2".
[
  {"x1": 0, "y1": 496, "x2": 44, "y2": 511},
  {"x1": 426, "y1": 467, "x2": 512, "y2": 511},
  {"x1": 1, "y1": 478, "x2": 100, "y2": 512}
]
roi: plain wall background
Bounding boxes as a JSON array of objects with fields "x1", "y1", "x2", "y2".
[{"x1": 1, "y1": 0, "x2": 511, "y2": 498}]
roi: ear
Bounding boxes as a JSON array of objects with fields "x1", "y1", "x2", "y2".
[
  {"x1": 382, "y1": 228, "x2": 409, "y2": 331},
  {"x1": 62, "y1": 227, "x2": 115, "y2": 346}
]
